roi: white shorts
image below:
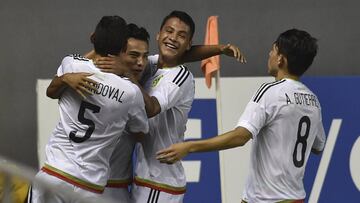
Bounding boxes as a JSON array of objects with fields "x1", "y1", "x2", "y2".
[
  {"x1": 102, "y1": 187, "x2": 131, "y2": 203},
  {"x1": 29, "y1": 171, "x2": 110, "y2": 203},
  {"x1": 131, "y1": 184, "x2": 184, "y2": 203}
]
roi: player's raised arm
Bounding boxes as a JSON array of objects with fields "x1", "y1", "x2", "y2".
[{"x1": 182, "y1": 44, "x2": 246, "y2": 63}]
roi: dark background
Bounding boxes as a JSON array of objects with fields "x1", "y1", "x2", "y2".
[{"x1": 1, "y1": 0, "x2": 358, "y2": 168}]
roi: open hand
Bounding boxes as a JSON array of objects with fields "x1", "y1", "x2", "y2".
[
  {"x1": 62, "y1": 73, "x2": 98, "y2": 99},
  {"x1": 221, "y1": 44, "x2": 247, "y2": 63},
  {"x1": 94, "y1": 55, "x2": 129, "y2": 76},
  {"x1": 156, "y1": 142, "x2": 191, "y2": 164}
]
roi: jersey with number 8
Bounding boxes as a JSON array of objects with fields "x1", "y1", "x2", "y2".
[{"x1": 237, "y1": 78, "x2": 326, "y2": 203}]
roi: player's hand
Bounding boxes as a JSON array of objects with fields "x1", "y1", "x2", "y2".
[
  {"x1": 156, "y1": 142, "x2": 191, "y2": 164},
  {"x1": 220, "y1": 44, "x2": 247, "y2": 63},
  {"x1": 62, "y1": 73, "x2": 98, "y2": 99},
  {"x1": 94, "y1": 54, "x2": 129, "y2": 76}
]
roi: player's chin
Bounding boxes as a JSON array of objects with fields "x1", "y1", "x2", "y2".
[{"x1": 160, "y1": 46, "x2": 178, "y2": 56}]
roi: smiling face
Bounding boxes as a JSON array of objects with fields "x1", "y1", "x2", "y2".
[
  {"x1": 119, "y1": 37, "x2": 149, "y2": 81},
  {"x1": 156, "y1": 17, "x2": 192, "y2": 65}
]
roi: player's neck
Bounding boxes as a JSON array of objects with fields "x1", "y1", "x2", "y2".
[
  {"x1": 92, "y1": 53, "x2": 103, "y2": 61},
  {"x1": 157, "y1": 55, "x2": 181, "y2": 68},
  {"x1": 276, "y1": 71, "x2": 299, "y2": 81}
]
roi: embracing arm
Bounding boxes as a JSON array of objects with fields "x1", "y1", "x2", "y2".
[
  {"x1": 156, "y1": 126, "x2": 252, "y2": 163},
  {"x1": 46, "y1": 73, "x2": 98, "y2": 99},
  {"x1": 129, "y1": 77, "x2": 161, "y2": 118},
  {"x1": 141, "y1": 89, "x2": 161, "y2": 118},
  {"x1": 46, "y1": 75, "x2": 67, "y2": 99},
  {"x1": 182, "y1": 44, "x2": 246, "y2": 63}
]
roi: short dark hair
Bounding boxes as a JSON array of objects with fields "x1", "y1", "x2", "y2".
[
  {"x1": 160, "y1": 10, "x2": 195, "y2": 39},
  {"x1": 274, "y1": 29, "x2": 318, "y2": 76},
  {"x1": 122, "y1": 23, "x2": 150, "y2": 51},
  {"x1": 92, "y1": 16, "x2": 127, "y2": 56}
]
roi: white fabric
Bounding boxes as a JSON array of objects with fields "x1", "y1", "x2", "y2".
[
  {"x1": 44, "y1": 55, "x2": 148, "y2": 187},
  {"x1": 134, "y1": 63, "x2": 195, "y2": 189},
  {"x1": 237, "y1": 78, "x2": 326, "y2": 203},
  {"x1": 102, "y1": 187, "x2": 131, "y2": 203},
  {"x1": 105, "y1": 55, "x2": 160, "y2": 200},
  {"x1": 107, "y1": 55, "x2": 159, "y2": 181},
  {"x1": 131, "y1": 184, "x2": 184, "y2": 203},
  {"x1": 31, "y1": 171, "x2": 105, "y2": 203},
  {"x1": 108, "y1": 130, "x2": 136, "y2": 181},
  {"x1": 140, "y1": 55, "x2": 159, "y2": 85}
]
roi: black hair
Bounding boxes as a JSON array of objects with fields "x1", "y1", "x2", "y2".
[
  {"x1": 274, "y1": 28, "x2": 318, "y2": 76},
  {"x1": 160, "y1": 10, "x2": 195, "y2": 39},
  {"x1": 92, "y1": 16, "x2": 127, "y2": 56},
  {"x1": 122, "y1": 23, "x2": 150, "y2": 51}
]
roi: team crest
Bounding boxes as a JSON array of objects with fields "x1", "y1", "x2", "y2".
[{"x1": 152, "y1": 75, "x2": 163, "y2": 87}]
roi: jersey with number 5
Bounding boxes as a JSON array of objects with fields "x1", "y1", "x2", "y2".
[
  {"x1": 237, "y1": 78, "x2": 326, "y2": 203},
  {"x1": 44, "y1": 55, "x2": 148, "y2": 192}
]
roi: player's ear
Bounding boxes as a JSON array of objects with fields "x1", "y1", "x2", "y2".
[
  {"x1": 90, "y1": 32, "x2": 95, "y2": 44},
  {"x1": 278, "y1": 54, "x2": 287, "y2": 68},
  {"x1": 186, "y1": 40, "x2": 192, "y2": 51},
  {"x1": 156, "y1": 32, "x2": 160, "y2": 41}
]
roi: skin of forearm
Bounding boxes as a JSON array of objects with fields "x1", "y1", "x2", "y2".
[
  {"x1": 182, "y1": 45, "x2": 224, "y2": 63},
  {"x1": 132, "y1": 79, "x2": 161, "y2": 118},
  {"x1": 188, "y1": 127, "x2": 251, "y2": 153},
  {"x1": 46, "y1": 76, "x2": 67, "y2": 99},
  {"x1": 141, "y1": 88, "x2": 161, "y2": 118}
]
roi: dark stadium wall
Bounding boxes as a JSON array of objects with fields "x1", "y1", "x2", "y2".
[{"x1": 0, "y1": 0, "x2": 359, "y2": 168}]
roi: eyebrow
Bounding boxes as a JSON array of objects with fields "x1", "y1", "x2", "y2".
[
  {"x1": 165, "y1": 25, "x2": 189, "y2": 34},
  {"x1": 128, "y1": 50, "x2": 149, "y2": 55}
]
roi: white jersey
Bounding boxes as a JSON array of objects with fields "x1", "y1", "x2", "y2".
[
  {"x1": 134, "y1": 61, "x2": 195, "y2": 195},
  {"x1": 43, "y1": 54, "x2": 148, "y2": 193},
  {"x1": 139, "y1": 54, "x2": 159, "y2": 85},
  {"x1": 106, "y1": 129, "x2": 135, "y2": 187},
  {"x1": 106, "y1": 55, "x2": 160, "y2": 186},
  {"x1": 237, "y1": 78, "x2": 326, "y2": 203}
]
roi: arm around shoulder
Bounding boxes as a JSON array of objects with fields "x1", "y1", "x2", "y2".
[
  {"x1": 46, "y1": 73, "x2": 98, "y2": 99},
  {"x1": 46, "y1": 75, "x2": 67, "y2": 99}
]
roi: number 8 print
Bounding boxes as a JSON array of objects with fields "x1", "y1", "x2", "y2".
[{"x1": 293, "y1": 116, "x2": 311, "y2": 168}]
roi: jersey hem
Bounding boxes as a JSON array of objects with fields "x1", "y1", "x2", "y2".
[
  {"x1": 106, "y1": 178, "x2": 132, "y2": 188},
  {"x1": 41, "y1": 164, "x2": 104, "y2": 193},
  {"x1": 134, "y1": 176, "x2": 186, "y2": 195}
]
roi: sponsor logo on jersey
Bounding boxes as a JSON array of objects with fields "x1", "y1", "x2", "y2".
[{"x1": 152, "y1": 75, "x2": 164, "y2": 87}]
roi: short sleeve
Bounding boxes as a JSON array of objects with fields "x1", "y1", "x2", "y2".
[
  {"x1": 56, "y1": 56, "x2": 74, "y2": 76},
  {"x1": 56, "y1": 55, "x2": 91, "y2": 77},
  {"x1": 152, "y1": 82, "x2": 183, "y2": 113},
  {"x1": 312, "y1": 113, "x2": 326, "y2": 151},
  {"x1": 150, "y1": 67, "x2": 191, "y2": 113},
  {"x1": 236, "y1": 101, "x2": 267, "y2": 138},
  {"x1": 236, "y1": 80, "x2": 284, "y2": 138}
]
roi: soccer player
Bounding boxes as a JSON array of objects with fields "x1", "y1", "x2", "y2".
[
  {"x1": 101, "y1": 23, "x2": 150, "y2": 203},
  {"x1": 127, "y1": 11, "x2": 196, "y2": 203},
  {"x1": 91, "y1": 11, "x2": 246, "y2": 203},
  {"x1": 46, "y1": 23, "x2": 151, "y2": 203},
  {"x1": 32, "y1": 16, "x2": 149, "y2": 203},
  {"x1": 157, "y1": 28, "x2": 326, "y2": 203}
]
